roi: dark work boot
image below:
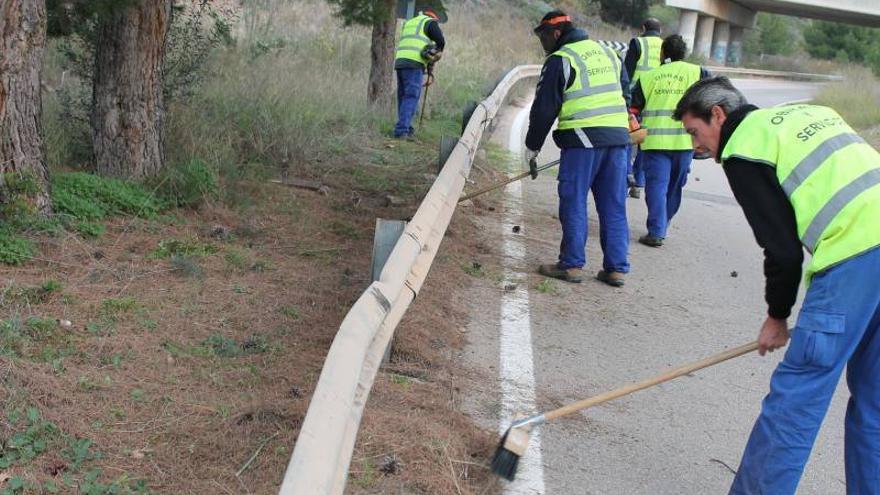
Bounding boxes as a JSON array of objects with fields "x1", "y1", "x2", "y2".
[
  {"x1": 596, "y1": 270, "x2": 625, "y2": 287},
  {"x1": 638, "y1": 234, "x2": 664, "y2": 247},
  {"x1": 538, "y1": 263, "x2": 583, "y2": 283}
]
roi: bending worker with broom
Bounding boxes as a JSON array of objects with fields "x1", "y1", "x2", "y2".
[
  {"x1": 674, "y1": 77, "x2": 880, "y2": 494},
  {"x1": 525, "y1": 10, "x2": 632, "y2": 287}
]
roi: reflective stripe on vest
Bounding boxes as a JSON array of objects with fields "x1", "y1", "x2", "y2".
[
  {"x1": 631, "y1": 36, "x2": 662, "y2": 86},
  {"x1": 721, "y1": 105, "x2": 880, "y2": 280},
  {"x1": 639, "y1": 61, "x2": 702, "y2": 150},
  {"x1": 395, "y1": 14, "x2": 431, "y2": 65},
  {"x1": 553, "y1": 40, "x2": 628, "y2": 131}
]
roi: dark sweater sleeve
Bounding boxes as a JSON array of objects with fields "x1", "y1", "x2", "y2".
[
  {"x1": 631, "y1": 80, "x2": 645, "y2": 112},
  {"x1": 619, "y1": 57, "x2": 631, "y2": 108},
  {"x1": 425, "y1": 20, "x2": 445, "y2": 51},
  {"x1": 723, "y1": 157, "x2": 804, "y2": 319},
  {"x1": 624, "y1": 38, "x2": 640, "y2": 81},
  {"x1": 700, "y1": 66, "x2": 712, "y2": 79},
  {"x1": 525, "y1": 55, "x2": 566, "y2": 151}
]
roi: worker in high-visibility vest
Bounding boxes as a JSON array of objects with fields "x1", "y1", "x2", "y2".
[
  {"x1": 393, "y1": 8, "x2": 445, "y2": 139},
  {"x1": 525, "y1": 10, "x2": 632, "y2": 287},
  {"x1": 675, "y1": 76, "x2": 880, "y2": 495},
  {"x1": 624, "y1": 17, "x2": 663, "y2": 199},
  {"x1": 630, "y1": 35, "x2": 710, "y2": 247}
]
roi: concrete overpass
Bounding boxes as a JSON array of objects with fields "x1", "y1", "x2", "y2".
[{"x1": 666, "y1": 0, "x2": 880, "y2": 66}]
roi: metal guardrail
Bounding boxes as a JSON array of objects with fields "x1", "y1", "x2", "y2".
[
  {"x1": 706, "y1": 65, "x2": 844, "y2": 82},
  {"x1": 278, "y1": 64, "x2": 542, "y2": 495}
]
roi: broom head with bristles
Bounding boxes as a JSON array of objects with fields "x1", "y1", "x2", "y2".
[{"x1": 490, "y1": 425, "x2": 531, "y2": 481}]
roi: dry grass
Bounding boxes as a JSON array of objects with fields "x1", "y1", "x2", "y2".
[
  {"x1": 0, "y1": 187, "x2": 400, "y2": 492},
  {"x1": 813, "y1": 66, "x2": 880, "y2": 140}
]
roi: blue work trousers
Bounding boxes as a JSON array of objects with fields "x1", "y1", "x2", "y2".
[
  {"x1": 394, "y1": 68, "x2": 424, "y2": 138},
  {"x1": 557, "y1": 146, "x2": 630, "y2": 273},
  {"x1": 730, "y1": 245, "x2": 880, "y2": 495},
  {"x1": 642, "y1": 150, "x2": 693, "y2": 238},
  {"x1": 627, "y1": 147, "x2": 645, "y2": 188}
]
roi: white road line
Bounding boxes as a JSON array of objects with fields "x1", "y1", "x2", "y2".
[{"x1": 499, "y1": 104, "x2": 545, "y2": 494}]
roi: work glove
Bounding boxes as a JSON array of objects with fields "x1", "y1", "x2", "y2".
[
  {"x1": 628, "y1": 113, "x2": 647, "y2": 145},
  {"x1": 525, "y1": 148, "x2": 540, "y2": 179}
]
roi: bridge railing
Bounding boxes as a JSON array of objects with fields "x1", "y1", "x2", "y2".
[{"x1": 706, "y1": 65, "x2": 844, "y2": 82}]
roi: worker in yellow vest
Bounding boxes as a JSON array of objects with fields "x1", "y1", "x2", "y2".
[
  {"x1": 630, "y1": 35, "x2": 710, "y2": 247},
  {"x1": 675, "y1": 76, "x2": 880, "y2": 495},
  {"x1": 393, "y1": 8, "x2": 445, "y2": 139},
  {"x1": 526, "y1": 10, "x2": 632, "y2": 287},
  {"x1": 624, "y1": 17, "x2": 663, "y2": 199}
]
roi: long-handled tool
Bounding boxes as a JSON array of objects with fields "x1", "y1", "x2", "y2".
[
  {"x1": 459, "y1": 159, "x2": 560, "y2": 203},
  {"x1": 491, "y1": 340, "x2": 761, "y2": 481},
  {"x1": 418, "y1": 68, "x2": 435, "y2": 128}
]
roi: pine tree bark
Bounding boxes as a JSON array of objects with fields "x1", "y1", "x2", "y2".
[
  {"x1": 0, "y1": 0, "x2": 51, "y2": 214},
  {"x1": 367, "y1": 0, "x2": 396, "y2": 107},
  {"x1": 91, "y1": 0, "x2": 171, "y2": 180}
]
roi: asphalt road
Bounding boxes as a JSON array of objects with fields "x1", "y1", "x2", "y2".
[{"x1": 460, "y1": 79, "x2": 849, "y2": 494}]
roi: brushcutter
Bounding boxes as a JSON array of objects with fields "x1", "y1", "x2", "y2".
[
  {"x1": 491, "y1": 340, "x2": 761, "y2": 481},
  {"x1": 459, "y1": 159, "x2": 560, "y2": 203}
]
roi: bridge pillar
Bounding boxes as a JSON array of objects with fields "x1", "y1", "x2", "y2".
[
  {"x1": 711, "y1": 21, "x2": 730, "y2": 65},
  {"x1": 694, "y1": 15, "x2": 715, "y2": 59},
  {"x1": 727, "y1": 26, "x2": 744, "y2": 66},
  {"x1": 678, "y1": 10, "x2": 699, "y2": 55}
]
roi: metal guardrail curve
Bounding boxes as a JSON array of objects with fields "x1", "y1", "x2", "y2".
[
  {"x1": 278, "y1": 64, "x2": 542, "y2": 495},
  {"x1": 706, "y1": 65, "x2": 844, "y2": 82}
]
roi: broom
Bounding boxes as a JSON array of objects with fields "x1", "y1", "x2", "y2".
[
  {"x1": 491, "y1": 340, "x2": 761, "y2": 481},
  {"x1": 459, "y1": 160, "x2": 560, "y2": 202}
]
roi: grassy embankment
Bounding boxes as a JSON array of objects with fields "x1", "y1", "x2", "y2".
[{"x1": 812, "y1": 66, "x2": 880, "y2": 147}]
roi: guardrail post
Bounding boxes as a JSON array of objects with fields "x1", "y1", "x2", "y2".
[
  {"x1": 438, "y1": 135, "x2": 458, "y2": 173},
  {"x1": 462, "y1": 100, "x2": 478, "y2": 135},
  {"x1": 371, "y1": 218, "x2": 407, "y2": 363}
]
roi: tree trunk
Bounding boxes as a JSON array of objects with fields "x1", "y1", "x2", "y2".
[
  {"x1": 0, "y1": 0, "x2": 51, "y2": 215},
  {"x1": 91, "y1": 0, "x2": 171, "y2": 180},
  {"x1": 367, "y1": 0, "x2": 396, "y2": 107}
]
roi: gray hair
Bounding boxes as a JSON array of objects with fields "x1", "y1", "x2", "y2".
[{"x1": 673, "y1": 76, "x2": 749, "y2": 122}]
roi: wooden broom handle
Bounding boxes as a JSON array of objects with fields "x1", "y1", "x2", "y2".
[
  {"x1": 460, "y1": 171, "x2": 530, "y2": 202},
  {"x1": 459, "y1": 160, "x2": 561, "y2": 203},
  {"x1": 544, "y1": 341, "x2": 760, "y2": 422}
]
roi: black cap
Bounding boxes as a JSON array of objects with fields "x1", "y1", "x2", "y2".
[{"x1": 642, "y1": 17, "x2": 661, "y2": 32}]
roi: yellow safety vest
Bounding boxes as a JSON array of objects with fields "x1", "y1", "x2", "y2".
[
  {"x1": 721, "y1": 104, "x2": 880, "y2": 280},
  {"x1": 395, "y1": 14, "x2": 432, "y2": 66},
  {"x1": 631, "y1": 36, "x2": 662, "y2": 86},
  {"x1": 553, "y1": 39, "x2": 628, "y2": 131},
  {"x1": 639, "y1": 61, "x2": 702, "y2": 150}
]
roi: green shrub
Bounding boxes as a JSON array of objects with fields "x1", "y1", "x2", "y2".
[
  {"x1": 1, "y1": 172, "x2": 42, "y2": 196},
  {"x1": 0, "y1": 229, "x2": 35, "y2": 265},
  {"x1": 203, "y1": 333, "x2": 240, "y2": 357},
  {"x1": 51, "y1": 172, "x2": 165, "y2": 221},
  {"x1": 153, "y1": 159, "x2": 219, "y2": 208},
  {"x1": 25, "y1": 317, "x2": 58, "y2": 339},
  {"x1": 72, "y1": 222, "x2": 105, "y2": 238},
  {"x1": 41, "y1": 280, "x2": 62, "y2": 293},
  {"x1": 0, "y1": 408, "x2": 60, "y2": 469},
  {"x1": 0, "y1": 318, "x2": 25, "y2": 357},
  {"x1": 148, "y1": 238, "x2": 218, "y2": 259},
  {"x1": 224, "y1": 249, "x2": 248, "y2": 271}
]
